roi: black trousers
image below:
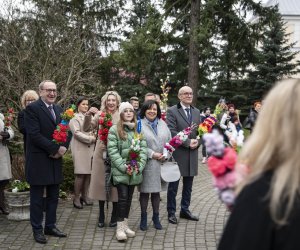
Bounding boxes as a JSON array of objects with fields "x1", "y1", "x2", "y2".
[
  {"x1": 116, "y1": 184, "x2": 135, "y2": 221},
  {"x1": 167, "y1": 176, "x2": 194, "y2": 215},
  {"x1": 30, "y1": 184, "x2": 59, "y2": 233}
]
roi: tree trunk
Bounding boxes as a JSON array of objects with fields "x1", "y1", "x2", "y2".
[{"x1": 187, "y1": 0, "x2": 200, "y2": 106}]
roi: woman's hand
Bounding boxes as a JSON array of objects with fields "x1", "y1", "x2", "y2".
[
  {"x1": 86, "y1": 107, "x2": 99, "y2": 116},
  {"x1": 152, "y1": 152, "x2": 164, "y2": 162}
]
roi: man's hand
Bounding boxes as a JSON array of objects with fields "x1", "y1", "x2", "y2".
[
  {"x1": 50, "y1": 146, "x2": 67, "y2": 159},
  {"x1": 86, "y1": 107, "x2": 99, "y2": 116},
  {"x1": 49, "y1": 153, "x2": 61, "y2": 159},
  {"x1": 189, "y1": 139, "x2": 198, "y2": 149},
  {"x1": 58, "y1": 146, "x2": 67, "y2": 156}
]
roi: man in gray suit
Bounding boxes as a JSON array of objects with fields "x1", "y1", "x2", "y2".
[{"x1": 166, "y1": 86, "x2": 201, "y2": 224}]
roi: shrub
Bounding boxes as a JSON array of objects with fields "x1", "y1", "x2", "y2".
[{"x1": 61, "y1": 152, "x2": 74, "y2": 193}]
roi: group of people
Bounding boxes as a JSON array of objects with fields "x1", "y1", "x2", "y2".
[
  {"x1": 68, "y1": 85, "x2": 201, "y2": 241},
  {"x1": 2, "y1": 78, "x2": 300, "y2": 249},
  {"x1": 0, "y1": 81, "x2": 201, "y2": 244}
]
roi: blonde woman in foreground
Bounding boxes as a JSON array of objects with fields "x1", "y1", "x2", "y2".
[{"x1": 218, "y1": 78, "x2": 300, "y2": 250}]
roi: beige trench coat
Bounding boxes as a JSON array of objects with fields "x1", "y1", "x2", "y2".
[
  {"x1": 69, "y1": 113, "x2": 96, "y2": 174},
  {"x1": 0, "y1": 113, "x2": 14, "y2": 181},
  {"x1": 83, "y1": 111, "x2": 119, "y2": 202}
]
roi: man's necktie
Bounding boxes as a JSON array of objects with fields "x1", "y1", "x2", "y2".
[
  {"x1": 48, "y1": 105, "x2": 56, "y2": 121},
  {"x1": 185, "y1": 108, "x2": 191, "y2": 123}
]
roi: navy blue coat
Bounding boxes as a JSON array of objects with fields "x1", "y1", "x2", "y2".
[{"x1": 25, "y1": 98, "x2": 70, "y2": 185}]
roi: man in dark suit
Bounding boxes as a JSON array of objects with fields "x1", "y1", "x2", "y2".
[
  {"x1": 166, "y1": 86, "x2": 201, "y2": 224},
  {"x1": 25, "y1": 80, "x2": 70, "y2": 244}
]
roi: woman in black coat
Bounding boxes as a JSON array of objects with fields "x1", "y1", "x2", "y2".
[{"x1": 218, "y1": 79, "x2": 300, "y2": 250}]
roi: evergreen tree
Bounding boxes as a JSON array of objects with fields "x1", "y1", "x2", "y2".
[{"x1": 247, "y1": 5, "x2": 300, "y2": 103}]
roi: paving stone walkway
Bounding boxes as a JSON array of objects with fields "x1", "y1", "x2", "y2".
[{"x1": 0, "y1": 160, "x2": 228, "y2": 250}]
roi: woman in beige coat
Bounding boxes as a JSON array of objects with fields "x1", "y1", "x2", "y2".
[
  {"x1": 69, "y1": 97, "x2": 96, "y2": 209},
  {"x1": 83, "y1": 91, "x2": 121, "y2": 228}
]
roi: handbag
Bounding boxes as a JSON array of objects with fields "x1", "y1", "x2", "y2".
[{"x1": 160, "y1": 158, "x2": 181, "y2": 182}]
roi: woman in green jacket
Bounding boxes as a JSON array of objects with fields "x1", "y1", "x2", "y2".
[{"x1": 107, "y1": 102, "x2": 147, "y2": 241}]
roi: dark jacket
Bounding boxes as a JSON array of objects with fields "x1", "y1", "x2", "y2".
[
  {"x1": 24, "y1": 98, "x2": 71, "y2": 185},
  {"x1": 17, "y1": 110, "x2": 27, "y2": 153},
  {"x1": 244, "y1": 108, "x2": 258, "y2": 130},
  {"x1": 218, "y1": 171, "x2": 300, "y2": 250}
]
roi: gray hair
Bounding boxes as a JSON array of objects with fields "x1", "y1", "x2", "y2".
[{"x1": 39, "y1": 80, "x2": 55, "y2": 90}]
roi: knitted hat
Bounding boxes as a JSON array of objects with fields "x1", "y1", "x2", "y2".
[{"x1": 119, "y1": 102, "x2": 134, "y2": 113}]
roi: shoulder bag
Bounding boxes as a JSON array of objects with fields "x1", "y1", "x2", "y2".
[{"x1": 161, "y1": 157, "x2": 181, "y2": 182}]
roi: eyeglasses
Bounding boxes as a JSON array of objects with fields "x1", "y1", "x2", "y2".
[
  {"x1": 181, "y1": 92, "x2": 193, "y2": 96},
  {"x1": 42, "y1": 89, "x2": 57, "y2": 93}
]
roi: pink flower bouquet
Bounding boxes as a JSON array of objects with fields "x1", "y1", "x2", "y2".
[
  {"x1": 163, "y1": 123, "x2": 197, "y2": 158},
  {"x1": 203, "y1": 130, "x2": 239, "y2": 210}
]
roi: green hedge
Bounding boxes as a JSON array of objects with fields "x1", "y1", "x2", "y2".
[{"x1": 61, "y1": 152, "x2": 75, "y2": 193}]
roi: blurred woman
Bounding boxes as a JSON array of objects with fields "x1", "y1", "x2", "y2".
[
  {"x1": 69, "y1": 97, "x2": 96, "y2": 209},
  {"x1": 17, "y1": 90, "x2": 39, "y2": 153},
  {"x1": 200, "y1": 107, "x2": 212, "y2": 163},
  {"x1": 107, "y1": 102, "x2": 147, "y2": 241},
  {"x1": 243, "y1": 101, "x2": 262, "y2": 133},
  {"x1": 0, "y1": 111, "x2": 14, "y2": 214},
  {"x1": 218, "y1": 79, "x2": 300, "y2": 250},
  {"x1": 83, "y1": 91, "x2": 121, "y2": 228},
  {"x1": 138, "y1": 100, "x2": 171, "y2": 231}
]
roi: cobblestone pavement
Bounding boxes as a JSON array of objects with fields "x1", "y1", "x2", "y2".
[{"x1": 0, "y1": 160, "x2": 228, "y2": 250}]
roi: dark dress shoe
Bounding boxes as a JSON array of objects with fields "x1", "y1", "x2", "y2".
[
  {"x1": 44, "y1": 227, "x2": 67, "y2": 237},
  {"x1": 168, "y1": 214, "x2": 178, "y2": 224},
  {"x1": 98, "y1": 222, "x2": 105, "y2": 228},
  {"x1": 33, "y1": 232, "x2": 47, "y2": 244},
  {"x1": 179, "y1": 211, "x2": 199, "y2": 221},
  {"x1": 73, "y1": 201, "x2": 83, "y2": 209},
  {"x1": 80, "y1": 197, "x2": 93, "y2": 206}
]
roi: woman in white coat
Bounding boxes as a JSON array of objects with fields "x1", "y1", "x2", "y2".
[
  {"x1": 0, "y1": 112, "x2": 14, "y2": 214},
  {"x1": 138, "y1": 100, "x2": 172, "y2": 231}
]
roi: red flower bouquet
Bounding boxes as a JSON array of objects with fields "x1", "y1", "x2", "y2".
[
  {"x1": 98, "y1": 112, "x2": 113, "y2": 145},
  {"x1": 4, "y1": 108, "x2": 14, "y2": 127},
  {"x1": 52, "y1": 124, "x2": 69, "y2": 143},
  {"x1": 1, "y1": 108, "x2": 14, "y2": 146},
  {"x1": 52, "y1": 105, "x2": 75, "y2": 144}
]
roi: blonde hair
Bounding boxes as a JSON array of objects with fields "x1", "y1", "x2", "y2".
[
  {"x1": 21, "y1": 90, "x2": 39, "y2": 108},
  {"x1": 237, "y1": 78, "x2": 300, "y2": 225},
  {"x1": 100, "y1": 91, "x2": 121, "y2": 112},
  {"x1": 117, "y1": 111, "x2": 137, "y2": 140}
]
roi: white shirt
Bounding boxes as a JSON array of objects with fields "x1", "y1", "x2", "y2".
[{"x1": 180, "y1": 102, "x2": 191, "y2": 118}]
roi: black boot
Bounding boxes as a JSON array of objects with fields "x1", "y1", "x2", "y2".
[
  {"x1": 109, "y1": 202, "x2": 117, "y2": 227},
  {"x1": 152, "y1": 212, "x2": 162, "y2": 230},
  {"x1": 98, "y1": 201, "x2": 105, "y2": 228},
  {"x1": 140, "y1": 212, "x2": 147, "y2": 231},
  {"x1": 0, "y1": 182, "x2": 9, "y2": 215}
]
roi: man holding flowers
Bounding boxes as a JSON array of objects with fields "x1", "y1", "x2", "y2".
[
  {"x1": 25, "y1": 80, "x2": 71, "y2": 244},
  {"x1": 166, "y1": 86, "x2": 201, "y2": 224}
]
